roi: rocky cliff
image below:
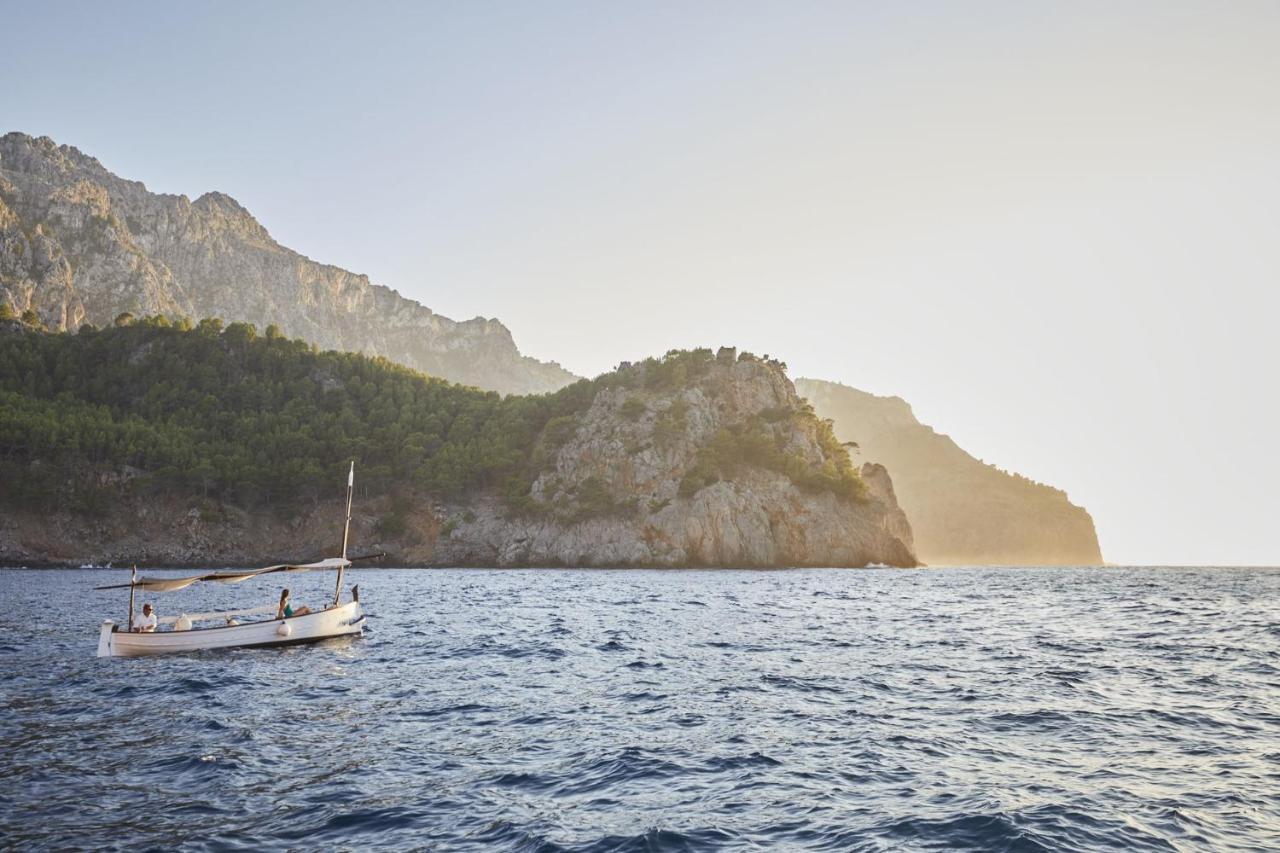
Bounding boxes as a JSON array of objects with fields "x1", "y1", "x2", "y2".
[
  {"x1": 795, "y1": 378, "x2": 1102, "y2": 566},
  {"x1": 0, "y1": 132, "x2": 575, "y2": 394},
  {"x1": 427, "y1": 352, "x2": 915, "y2": 567}
]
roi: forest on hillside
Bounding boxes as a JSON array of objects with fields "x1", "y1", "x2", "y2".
[{"x1": 0, "y1": 318, "x2": 862, "y2": 517}]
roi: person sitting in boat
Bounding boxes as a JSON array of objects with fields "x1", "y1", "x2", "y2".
[
  {"x1": 132, "y1": 602, "x2": 158, "y2": 633},
  {"x1": 277, "y1": 589, "x2": 311, "y2": 619}
]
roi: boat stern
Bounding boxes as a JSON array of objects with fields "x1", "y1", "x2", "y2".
[
  {"x1": 339, "y1": 599, "x2": 366, "y2": 636},
  {"x1": 97, "y1": 620, "x2": 116, "y2": 657}
]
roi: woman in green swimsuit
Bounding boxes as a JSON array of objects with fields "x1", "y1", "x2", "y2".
[{"x1": 277, "y1": 588, "x2": 312, "y2": 619}]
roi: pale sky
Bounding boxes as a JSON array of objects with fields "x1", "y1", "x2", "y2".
[{"x1": 6, "y1": 1, "x2": 1278, "y2": 565}]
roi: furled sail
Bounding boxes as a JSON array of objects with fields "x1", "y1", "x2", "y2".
[{"x1": 95, "y1": 557, "x2": 351, "y2": 592}]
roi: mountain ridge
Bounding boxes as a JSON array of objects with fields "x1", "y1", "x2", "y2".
[{"x1": 0, "y1": 131, "x2": 576, "y2": 395}]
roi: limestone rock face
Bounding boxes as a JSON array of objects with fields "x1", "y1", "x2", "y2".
[
  {"x1": 0, "y1": 132, "x2": 574, "y2": 394},
  {"x1": 859, "y1": 462, "x2": 915, "y2": 555},
  {"x1": 796, "y1": 378, "x2": 1103, "y2": 566},
  {"x1": 426, "y1": 356, "x2": 917, "y2": 567}
]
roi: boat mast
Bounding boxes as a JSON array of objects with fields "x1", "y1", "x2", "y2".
[
  {"x1": 333, "y1": 461, "x2": 354, "y2": 606},
  {"x1": 127, "y1": 564, "x2": 137, "y2": 630}
]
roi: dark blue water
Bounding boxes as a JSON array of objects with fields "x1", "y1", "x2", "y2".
[{"x1": 1, "y1": 567, "x2": 1277, "y2": 851}]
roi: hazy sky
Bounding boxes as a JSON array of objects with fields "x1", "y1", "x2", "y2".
[{"x1": 7, "y1": 1, "x2": 1279, "y2": 565}]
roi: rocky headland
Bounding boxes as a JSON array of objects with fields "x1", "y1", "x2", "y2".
[{"x1": 428, "y1": 351, "x2": 915, "y2": 567}]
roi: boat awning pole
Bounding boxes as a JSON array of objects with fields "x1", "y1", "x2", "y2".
[
  {"x1": 127, "y1": 565, "x2": 136, "y2": 630},
  {"x1": 334, "y1": 462, "x2": 354, "y2": 607}
]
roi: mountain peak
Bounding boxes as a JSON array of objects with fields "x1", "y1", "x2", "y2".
[
  {"x1": 1, "y1": 131, "x2": 112, "y2": 184},
  {"x1": 192, "y1": 190, "x2": 250, "y2": 214}
]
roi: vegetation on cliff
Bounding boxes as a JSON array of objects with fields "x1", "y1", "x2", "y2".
[{"x1": 0, "y1": 321, "x2": 864, "y2": 521}]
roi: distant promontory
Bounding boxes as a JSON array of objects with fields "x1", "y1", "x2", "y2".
[{"x1": 796, "y1": 379, "x2": 1102, "y2": 566}]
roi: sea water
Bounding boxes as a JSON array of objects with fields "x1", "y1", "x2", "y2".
[{"x1": 0, "y1": 566, "x2": 1277, "y2": 851}]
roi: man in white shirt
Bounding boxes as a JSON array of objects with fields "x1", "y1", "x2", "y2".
[{"x1": 133, "y1": 602, "x2": 158, "y2": 632}]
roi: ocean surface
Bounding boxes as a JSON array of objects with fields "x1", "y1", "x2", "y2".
[{"x1": 1, "y1": 566, "x2": 1277, "y2": 851}]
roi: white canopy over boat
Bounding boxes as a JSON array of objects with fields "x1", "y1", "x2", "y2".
[{"x1": 95, "y1": 557, "x2": 352, "y2": 593}]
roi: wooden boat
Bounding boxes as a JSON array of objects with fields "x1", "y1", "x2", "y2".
[{"x1": 96, "y1": 463, "x2": 370, "y2": 658}]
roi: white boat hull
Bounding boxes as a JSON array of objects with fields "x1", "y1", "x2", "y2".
[{"x1": 97, "y1": 601, "x2": 365, "y2": 658}]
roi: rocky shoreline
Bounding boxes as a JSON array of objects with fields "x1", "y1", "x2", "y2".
[{"x1": 0, "y1": 469, "x2": 916, "y2": 570}]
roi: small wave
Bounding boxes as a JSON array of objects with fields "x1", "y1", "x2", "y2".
[
  {"x1": 492, "y1": 748, "x2": 688, "y2": 798},
  {"x1": 450, "y1": 638, "x2": 566, "y2": 661},
  {"x1": 575, "y1": 827, "x2": 739, "y2": 851},
  {"x1": 1036, "y1": 638, "x2": 1105, "y2": 654},
  {"x1": 500, "y1": 645, "x2": 567, "y2": 660},
  {"x1": 563, "y1": 748, "x2": 688, "y2": 795},
  {"x1": 621, "y1": 691, "x2": 669, "y2": 702},
  {"x1": 988, "y1": 709, "x2": 1084, "y2": 730},
  {"x1": 405, "y1": 702, "x2": 492, "y2": 719},
  {"x1": 760, "y1": 673, "x2": 841, "y2": 694},
  {"x1": 283, "y1": 806, "x2": 427, "y2": 840},
  {"x1": 172, "y1": 677, "x2": 221, "y2": 694},
  {"x1": 700, "y1": 751, "x2": 782, "y2": 772},
  {"x1": 874, "y1": 811, "x2": 1054, "y2": 851},
  {"x1": 141, "y1": 753, "x2": 237, "y2": 779}
]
